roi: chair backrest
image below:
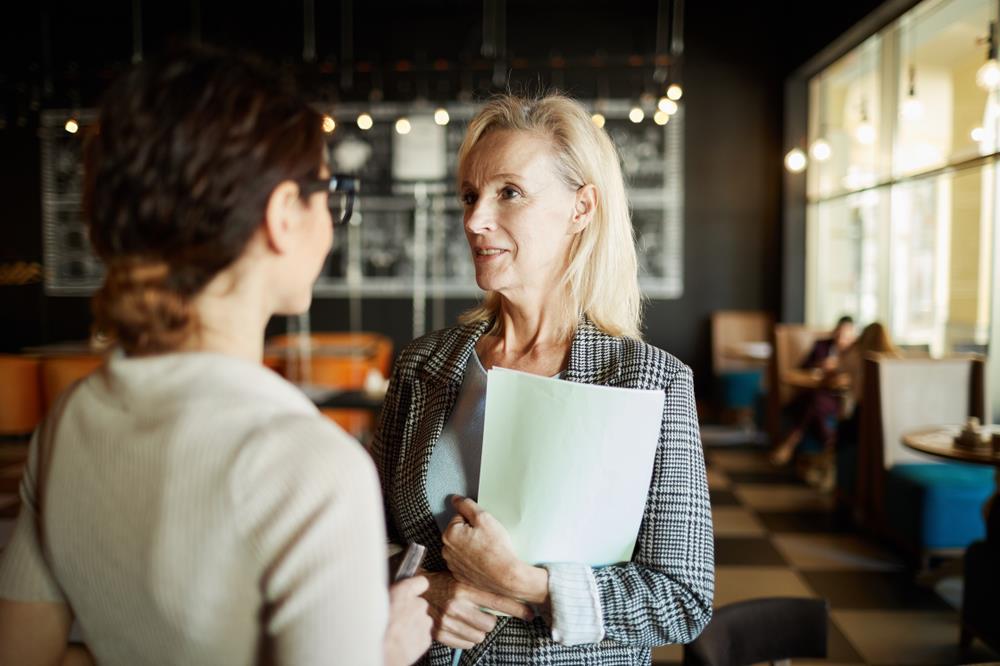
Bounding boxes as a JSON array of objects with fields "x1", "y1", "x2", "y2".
[
  {"x1": 772, "y1": 324, "x2": 827, "y2": 407},
  {"x1": 0, "y1": 355, "x2": 43, "y2": 436},
  {"x1": 683, "y1": 597, "x2": 828, "y2": 666},
  {"x1": 872, "y1": 355, "x2": 984, "y2": 469},
  {"x1": 711, "y1": 310, "x2": 772, "y2": 375}
]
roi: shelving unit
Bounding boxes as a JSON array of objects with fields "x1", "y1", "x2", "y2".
[{"x1": 41, "y1": 99, "x2": 684, "y2": 338}]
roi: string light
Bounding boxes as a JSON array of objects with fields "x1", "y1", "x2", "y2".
[
  {"x1": 433, "y1": 108, "x2": 450, "y2": 125},
  {"x1": 628, "y1": 107, "x2": 644, "y2": 123},
  {"x1": 657, "y1": 98, "x2": 678, "y2": 114},
  {"x1": 64, "y1": 118, "x2": 79, "y2": 134},
  {"x1": 322, "y1": 115, "x2": 336, "y2": 133},
  {"x1": 357, "y1": 113, "x2": 373, "y2": 130},
  {"x1": 666, "y1": 83, "x2": 683, "y2": 101},
  {"x1": 784, "y1": 148, "x2": 807, "y2": 173},
  {"x1": 809, "y1": 138, "x2": 831, "y2": 162},
  {"x1": 653, "y1": 110, "x2": 670, "y2": 125},
  {"x1": 395, "y1": 117, "x2": 412, "y2": 135},
  {"x1": 591, "y1": 113, "x2": 606, "y2": 128}
]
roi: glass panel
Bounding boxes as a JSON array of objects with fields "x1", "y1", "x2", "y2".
[
  {"x1": 808, "y1": 36, "x2": 884, "y2": 199},
  {"x1": 806, "y1": 191, "x2": 886, "y2": 328},
  {"x1": 894, "y1": 0, "x2": 997, "y2": 177},
  {"x1": 888, "y1": 166, "x2": 994, "y2": 353}
]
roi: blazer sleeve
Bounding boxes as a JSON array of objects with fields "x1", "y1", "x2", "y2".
[
  {"x1": 591, "y1": 363, "x2": 714, "y2": 646},
  {"x1": 370, "y1": 355, "x2": 409, "y2": 545}
]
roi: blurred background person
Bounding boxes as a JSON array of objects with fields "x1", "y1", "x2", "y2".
[{"x1": 771, "y1": 315, "x2": 855, "y2": 466}]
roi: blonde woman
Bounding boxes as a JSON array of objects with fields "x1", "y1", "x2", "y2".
[{"x1": 371, "y1": 93, "x2": 714, "y2": 665}]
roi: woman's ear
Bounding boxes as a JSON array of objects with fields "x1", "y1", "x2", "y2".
[
  {"x1": 571, "y1": 184, "x2": 598, "y2": 234},
  {"x1": 262, "y1": 181, "x2": 303, "y2": 253}
]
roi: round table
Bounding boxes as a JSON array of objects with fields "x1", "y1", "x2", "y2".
[{"x1": 902, "y1": 426, "x2": 1000, "y2": 545}]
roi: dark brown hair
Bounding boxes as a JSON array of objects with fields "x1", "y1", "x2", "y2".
[{"x1": 85, "y1": 46, "x2": 325, "y2": 355}]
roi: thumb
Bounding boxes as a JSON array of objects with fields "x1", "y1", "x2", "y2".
[
  {"x1": 391, "y1": 574, "x2": 429, "y2": 599},
  {"x1": 450, "y1": 495, "x2": 484, "y2": 525}
]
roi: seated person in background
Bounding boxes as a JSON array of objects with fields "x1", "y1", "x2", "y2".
[
  {"x1": 771, "y1": 316, "x2": 856, "y2": 466},
  {"x1": 0, "y1": 47, "x2": 431, "y2": 666},
  {"x1": 836, "y1": 322, "x2": 900, "y2": 434}
]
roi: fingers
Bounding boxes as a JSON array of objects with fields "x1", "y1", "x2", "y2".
[
  {"x1": 469, "y1": 589, "x2": 534, "y2": 622},
  {"x1": 450, "y1": 495, "x2": 484, "y2": 524},
  {"x1": 390, "y1": 575, "x2": 429, "y2": 599},
  {"x1": 430, "y1": 598, "x2": 495, "y2": 647},
  {"x1": 435, "y1": 629, "x2": 477, "y2": 651}
]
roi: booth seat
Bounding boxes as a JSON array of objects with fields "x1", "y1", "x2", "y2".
[{"x1": 858, "y1": 355, "x2": 993, "y2": 563}]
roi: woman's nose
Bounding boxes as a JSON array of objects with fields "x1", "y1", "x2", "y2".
[{"x1": 464, "y1": 202, "x2": 496, "y2": 234}]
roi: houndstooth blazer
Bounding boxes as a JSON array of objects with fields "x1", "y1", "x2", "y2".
[{"x1": 370, "y1": 317, "x2": 714, "y2": 665}]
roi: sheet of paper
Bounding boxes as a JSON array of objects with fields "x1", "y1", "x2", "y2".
[{"x1": 477, "y1": 367, "x2": 665, "y2": 566}]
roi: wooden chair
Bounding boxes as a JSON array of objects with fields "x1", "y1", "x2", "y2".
[
  {"x1": 766, "y1": 324, "x2": 826, "y2": 446},
  {"x1": 710, "y1": 311, "x2": 772, "y2": 424}
]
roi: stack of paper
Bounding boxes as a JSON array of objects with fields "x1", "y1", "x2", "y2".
[{"x1": 477, "y1": 367, "x2": 665, "y2": 567}]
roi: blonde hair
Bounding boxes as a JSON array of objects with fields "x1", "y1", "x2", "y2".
[{"x1": 456, "y1": 92, "x2": 643, "y2": 340}]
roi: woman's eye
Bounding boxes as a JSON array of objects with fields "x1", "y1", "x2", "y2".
[
  {"x1": 460, "y1": 192, "x2": 477, "y2": 206},
  {"x1": 500, "y1": 187, "x2": 521, "y2": 200}
]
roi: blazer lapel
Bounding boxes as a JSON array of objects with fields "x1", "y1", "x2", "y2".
[{"x1": 398, "y1": 319, "x2": 493, "y2": 571}]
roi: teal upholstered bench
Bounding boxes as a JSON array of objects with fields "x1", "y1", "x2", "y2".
[
  {"x1": 885, "y1": 463, "x2": 994, "y2": 550},
  {"x1": 718, "y1": 369, "x2": 764, "y2": 410}
]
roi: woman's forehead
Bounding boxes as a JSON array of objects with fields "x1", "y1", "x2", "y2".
[{"x1": 461, "y1": 129, "x2": 556, "y2": 185}]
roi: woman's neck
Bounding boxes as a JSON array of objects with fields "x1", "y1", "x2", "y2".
[
  {"x1": 476, "y1": 292, "x2": 575, "y2": 375},
  {"x1": 495, "y1": 300, "x2": 570, "y2": 354},
  {"x1": 183, "y1": 268, "x2": 270, "y2": 363}
]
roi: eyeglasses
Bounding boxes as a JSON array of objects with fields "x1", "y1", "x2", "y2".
[{"x1": 298, "y1": 174, "x2": 360, "y2": 225}]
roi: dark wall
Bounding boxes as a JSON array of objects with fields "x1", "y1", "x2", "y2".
[{"x1": 0, "y1": 1, "x2": 885, "y2": 396}]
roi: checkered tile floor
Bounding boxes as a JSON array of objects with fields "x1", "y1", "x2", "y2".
[
  {"x1": 652, "y1": 445, "x2": 1000, "y2": 665},
  {"x1": 1, "y1": 441, "x2": 997, "y2": 664}
]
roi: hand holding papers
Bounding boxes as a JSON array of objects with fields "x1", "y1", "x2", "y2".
[{"x1": 476, "y1": 367, "x2": 665, "y2": 567}]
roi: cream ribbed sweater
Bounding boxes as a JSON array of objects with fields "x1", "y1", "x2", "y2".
[{"x1": 0, "y1": 351, "x2": 388, "y2": 665}]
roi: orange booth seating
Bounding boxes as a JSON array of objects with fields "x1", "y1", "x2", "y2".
[
  {"x1": 265, "y1": 332, "x2": 393, "y2": 441},
  {"x1": 0, "y1": 355, "x2": 43, "y2": 438},
  {"x1": 39, "y1": 355, "x2": 105, "y2": 413}
]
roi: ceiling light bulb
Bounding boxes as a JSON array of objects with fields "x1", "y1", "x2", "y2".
[
  {"x1": 971, "y1": 126, "x2": 985, "y2": 142},
  {"x1": 64, "y1": 118, "x2": 79, "y2": 134},
  {"x1": 977, "y1": 59, "x2": 1000, "y2": 91},
  {"x1": 591, "y1": 113, "x2": 606, "y2": 128},
  {"x1": 653, "y1": 110, "x2": 670, "y2": 125},
  {"x1": 666, "y1": 83, "x2": 683, "y2": 101},
  {"x1": 784, "y1": 148, "x2": 807, "y2": 173},
  {"x1": 855, "y1": 122, "x2": 876, "y2": 145},
  {"x1": 322, "y1": 115, "x2": 336, "y2": 133},
  {"x1": 628, "y1": 107, "x2": 644, "y2": 123},
  {"x1": 395, "y1": 118, "x2": 411, "y2": 135},
  {"x1": 901, "y1": 96, "x2": 923, "y2": 120},
  {"x1": 357, "y1": 113, "x2": 373, "y2": 130},
  {"x1": 809, "y1": 138, "x2": 831, "y2": 161},
  {"x1": 657, "y1": 98, "x2": 678, "y2": 114},
  {"x1": 433, "y1": 108, "x2": 450, "y2": 125}
]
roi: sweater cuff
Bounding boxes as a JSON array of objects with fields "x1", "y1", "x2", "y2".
[{"x1": 540, "y1": 563, "x2": 605, "y2": 645}]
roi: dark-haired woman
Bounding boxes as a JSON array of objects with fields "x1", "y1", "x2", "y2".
[{"x1": 0, "y1": 49, "x2": 430, "y2": 666}]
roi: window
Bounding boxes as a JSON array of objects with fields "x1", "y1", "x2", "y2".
[{"x1": 806, "y1": 0, "x2": 996, "y2": 357}]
